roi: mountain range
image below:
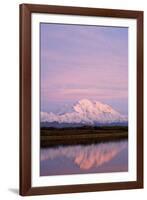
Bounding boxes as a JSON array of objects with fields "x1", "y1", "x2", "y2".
[{"x1": 41, "y1": 99, "x2": 128, "y2": 127}]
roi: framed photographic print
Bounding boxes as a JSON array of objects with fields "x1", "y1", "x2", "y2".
[{"x1": 19, "y1": 4, "x2": 143, "y2": 196}]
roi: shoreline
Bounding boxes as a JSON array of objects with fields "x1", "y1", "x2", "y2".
[{"x1": 41, "y1": 126, "x2": 128, "y2": 147}]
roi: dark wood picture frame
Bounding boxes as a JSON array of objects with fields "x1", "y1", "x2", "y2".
[{"x1": 20, "y1": 3, "x2": 143, "y2": 196}]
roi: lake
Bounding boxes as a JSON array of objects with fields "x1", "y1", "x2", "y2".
[{"x1": 40, "y1": 139, "x2": 128, "y2": 176}]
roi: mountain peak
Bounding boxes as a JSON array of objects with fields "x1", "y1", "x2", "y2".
[
  {"x1": 74, "y1": 99, "x2": 94, "y2": 114},
  {"x1": 74, "y1": 99, "x2": 118, "y2": 115},
  {"x1": 41, "y1": 99, "x2": 128, "y2": 126},
  {"x1": 78, "y1": 99, "x2": 93, "y2": 105}
]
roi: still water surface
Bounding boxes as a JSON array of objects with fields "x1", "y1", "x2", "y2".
[{"x1": 40, "y1": 140, "x2": 128, "y2": 176}]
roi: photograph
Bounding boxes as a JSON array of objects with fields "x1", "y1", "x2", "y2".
[
  {"x1": 40, "y1": 23, "x2": 128, "y2": 176},
  {"x1": 20, "y1": 4, "x2": 143, "y2": 195}
]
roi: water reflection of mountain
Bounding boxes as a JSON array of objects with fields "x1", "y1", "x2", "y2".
[{"x1": 41, "y1": 140, "x2": 127, "y2": 170}]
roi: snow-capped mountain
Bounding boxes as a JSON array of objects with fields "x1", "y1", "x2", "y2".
[{"x1": 41, "y1": 99, "x2": 128, "y2": 127}]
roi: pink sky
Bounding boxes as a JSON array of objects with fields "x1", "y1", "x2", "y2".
[{"x1": 40, "y1": 23, "x2": 128, "y2": 114}]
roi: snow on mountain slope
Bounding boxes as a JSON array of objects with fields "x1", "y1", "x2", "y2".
[{"x1": 41, "y1": 99, "x2": 127, "y2": 125}]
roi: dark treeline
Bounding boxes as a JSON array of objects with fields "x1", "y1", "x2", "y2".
[
  {"x1": 40, "y1": 126, "x2": 128, "y2": 147},
  {"x1": 41, "y1": 125, "x2": 128, "y2": 131}
]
